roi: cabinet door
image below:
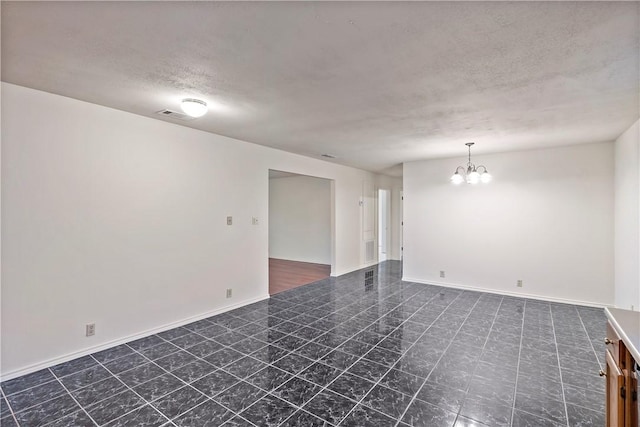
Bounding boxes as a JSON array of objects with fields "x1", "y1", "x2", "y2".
[
  {"x1": 625, "y1": 369, "x2": 637, "y2": 427},
  {"x1": 607, "y1": 349, "x2": 625, "y2": 427},
  {"x1": 607, "y1": 322, "x2": 622, "y2": 366}
]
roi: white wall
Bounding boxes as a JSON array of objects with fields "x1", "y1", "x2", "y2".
[
  {"x1": 375, "y1": 174, "x2": 403, "y2": 261},
  {"x1": 403, "y1": 142, "x2": 614, "y2": 306},
  {"x1": 0, "y1": 83, "x2": 376, "y2": 378},
  {"x1": 614, "y1": 119, "x2": 640, "y2": 310},
  {"x1": 269, "y1": 175, "x2": 331, "y2": 264}
]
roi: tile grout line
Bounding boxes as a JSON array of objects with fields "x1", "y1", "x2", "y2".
[
  {"x1": 85, "y1": 355, "x2": 176, "y2": 427},
  {"x1": 107, "y1": 345, "x2": 253, "y2": 426},
  {"x1": 452, "y1": 294, "x2": 507, "y2": 424},
  {"x1": 548, "y1": 304, "x2": 570, "y2": 427},
  {"x1": 1, "y1": 372, "x2": 97, "y2": 419},
  {"x1": 43, "y1": 368, "x2": 101, "y2": 427},
  {"x1": 0, "y1": 386, "x2": 21, "y2": 426},
  {"x1": 252, "y1": 282, "x2": 434, "y2": 426},
  {"x1": 573, "y1": 308, "x2": 610, "y2": 414},
  {"x1": 1, "y1": 372, "x2": 87, "y2": 404},
  {"x1": 270, "y1": 282, "x2": 445, "y2": 426},
  {"x1": 514, "y1": 301, "x2": 575, "y2": 425},
  {"x1": 219, "y1": 277, "x2": 420, "y2": 424},
  {"x1": 508, "y1": 299, "x2": 527, "y2": 427},
  {"x1": 383, "y1": 290, "x2": 485, "y2": 424},
  {"x1": 576, "y1": 307, "x2": 605, "y2": 371},
  {"x1": 0, "y1": 340, "x2": 189, "y2": 414},
  {"x1": 392, "y1": 291, "x2": 488, "y2": 427},
  {"x1": 150, "y1": 392, "x2": 257, "y2": 427},
  {"x1": 1, "y1": 344, "x2": 188, "y2": 420},
  {"x1": 2, "y1": 329, "x2": 211, "y2": 397},
  {"x1": 141, "y1": 311, "x2": 339, "y2": 424},
  {"x1": 130, "y1": 316, "x2": 357, "y2": 426}
]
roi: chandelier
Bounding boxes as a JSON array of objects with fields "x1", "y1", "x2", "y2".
[{"x1": 450, "y1": 142, "x2": 492, "y2": 185}]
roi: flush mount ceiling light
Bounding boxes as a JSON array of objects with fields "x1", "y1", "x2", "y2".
[
  {"x1": 180, "y1": 98, "x2": 208, "y2": 118},
  {"x1": 450, "y1": 142, "x2": 492, "y2": 185}
]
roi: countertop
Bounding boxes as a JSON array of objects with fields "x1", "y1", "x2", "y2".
[{"x1": 606, "y1": 307, "x2": 640, "y2": 363}]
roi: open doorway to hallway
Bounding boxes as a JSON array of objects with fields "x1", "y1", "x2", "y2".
[
  {"x1": 378, "y1": 188, "x2": 391, "y2": 262},
  {"x1": 268, "y1": 170, "x2": 333, "y2": 294}
]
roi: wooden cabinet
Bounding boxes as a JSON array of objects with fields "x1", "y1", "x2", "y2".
[
  {"x1": 606, "y1": 348, "x2": 625, "y2": 426},
  {"x1": 604, "y1": 320, "x2": 638, "y2": 427}
]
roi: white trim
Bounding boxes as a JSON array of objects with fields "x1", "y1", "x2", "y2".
[
  {"x1": 331, "y1": 261, "x2": 379, "y2": 277},
  {"x1": 0, "y1": 294, "x2": 270, "y2": 382},
  {"x1": 402, "y1": 277, "x2": 612, "y2": 309}
]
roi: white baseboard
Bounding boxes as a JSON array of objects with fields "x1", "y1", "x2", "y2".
[
  {"x1": 331, "y1": 261, "x2": 379, "y2": 277},
  {"x1": 1, "y1": 294, "x2": 270, "y2": 382},
  {"x1": 402, "y1": 277, "x2": 612, "y2": 309}
]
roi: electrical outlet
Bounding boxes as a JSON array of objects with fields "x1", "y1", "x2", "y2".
[
  {"x1": 86, "y1": 323, "x2": 95, "y2": 337},
  {"x1": 227, "y1": 216, "x2": 233, "y2": 226},
  {"x1": 252, "y1": 217, "x2": 259, "y2": 225},
  {"x1": 439, "y1": 271, "x2": 445, "y2": 278},
  {"x1": 517, "y1": 280, "x2": 523, "y2": 287},
  {"x1": 226, "y1": 288, "x2": 232, "y2": 298}
]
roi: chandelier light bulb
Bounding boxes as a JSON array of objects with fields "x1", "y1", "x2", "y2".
[
  {"x1": 480, "y1": 171, "x2": 492, "y2": 183},
  {"x1": 181, "y1": 98, "x2": 208, "y2": 118},
  {"x1": 451, "y1": 172, "x2": 464, "y2": 185},
  {"x1": 468, "y1": 170, "x2": 480, "y2": 184}
]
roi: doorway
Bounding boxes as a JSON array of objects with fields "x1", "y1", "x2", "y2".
[
  {"x1": 268, "y1": 170, "x2": 333, "y2": 294},
  {"x1": 378, "y1": 189, "x2": 391, "y2": 262},
  {"x1": 400, "y1": 190, "x2": 403, "y2": 261}
]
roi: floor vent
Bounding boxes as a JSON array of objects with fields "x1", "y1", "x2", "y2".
[
  {"x1": 155, "y1": 109, "x2": 196, "y2": 121},
  {"x1": 364, "y1": 267, "x2": 375, "y2": 289}
]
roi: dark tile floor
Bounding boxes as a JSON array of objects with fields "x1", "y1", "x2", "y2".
[{"x1": 0, "y1": 261, "x2": 606, "y2": 426}]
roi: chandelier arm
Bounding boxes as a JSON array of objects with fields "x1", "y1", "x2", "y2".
[{"x1": 452, "y1": 142, "x2": 489, "y2": 184}]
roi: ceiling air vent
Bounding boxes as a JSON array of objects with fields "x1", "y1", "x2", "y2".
[{"x1": 155, "y1": 109, "x2": 196, "y2": 121}]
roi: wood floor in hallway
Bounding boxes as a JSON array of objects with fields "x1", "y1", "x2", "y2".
[{"x1": 269, "y1": 258, "x2": 331, "y2": 295}]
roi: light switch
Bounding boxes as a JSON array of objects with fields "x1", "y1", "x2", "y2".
[{"x1": 227, "y1": 216, "x2": 233, "y2": 225}]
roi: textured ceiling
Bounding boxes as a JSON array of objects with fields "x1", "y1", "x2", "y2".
[{"x1": 2, "y1": 1, "x2": 639, "y2": 176}]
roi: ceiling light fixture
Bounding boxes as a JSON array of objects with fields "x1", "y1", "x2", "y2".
[
  {"x1": 180, "y1": 98, "x2": 208, "y2": 118},
  {"x1": 450, "y1": 142, "x2": 492, "y2": 185}
]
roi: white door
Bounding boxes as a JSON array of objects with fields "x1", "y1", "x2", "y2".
[
  {"x1": 400, "y1": 190, "x2": 403, "y2": 261},
  {"x1": 362, "y1": 180, "x2": 376, "y2": 264},
  {"x1": 378, "y1": 189, "x2": 390, "y2": 262}
]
